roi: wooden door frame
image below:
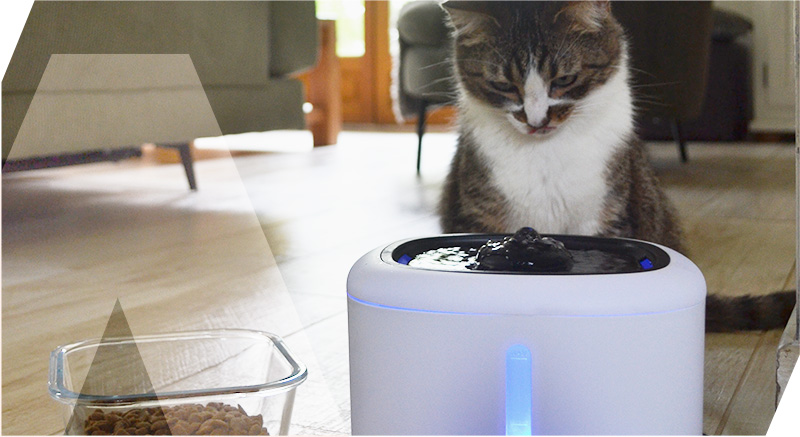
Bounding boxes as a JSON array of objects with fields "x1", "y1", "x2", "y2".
[{"x1": 367, "y1": 1, "x2": 395, "y2": 124}]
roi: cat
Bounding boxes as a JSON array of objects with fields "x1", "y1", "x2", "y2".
[{"x1": 438, "y1": 0, "x2": 795, "y2": 332}]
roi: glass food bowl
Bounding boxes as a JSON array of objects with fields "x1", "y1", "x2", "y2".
[{"x1": 49, "y1": 329, "x2": 307, "y2": 435}]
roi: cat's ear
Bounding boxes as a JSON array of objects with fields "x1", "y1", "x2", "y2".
[
  {"x1": 561, "y1": 0, "x2": 612, "y2": 32},
  {"x1": 442, "y1": 1, "x2": 498, "y2": 46},
  {"x1": 441, "y1": 1, "x2": 495, "y2": 15}
]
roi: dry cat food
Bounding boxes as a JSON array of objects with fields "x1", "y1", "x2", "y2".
[{"x1": 83, "y1": 403, "x2": 270, "y2": 435}]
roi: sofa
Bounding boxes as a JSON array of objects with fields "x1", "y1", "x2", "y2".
[{"x1": 2, "y1": 1, "x2": 318, "y2": 189}]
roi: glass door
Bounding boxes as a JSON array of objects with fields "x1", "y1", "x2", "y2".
[
  {"x1": 317, "y1": 0, "x2": 386, "y2": 123},
  {"x1": 315, "y1": 0, "x2": 453, "y2": 125}
]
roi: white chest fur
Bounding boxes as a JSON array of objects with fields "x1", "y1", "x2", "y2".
[{"x1": 459, "y1": 67, "x2": 634, "y2": 235}]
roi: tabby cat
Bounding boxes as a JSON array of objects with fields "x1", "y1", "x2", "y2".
[{"x1": 438, "y1": 0, "x2": 794, "y2": 331}]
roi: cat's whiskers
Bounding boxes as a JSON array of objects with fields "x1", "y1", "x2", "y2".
[
  {"x1": 552, "y1": 34, "x2": 569, "y2": 60},
  {"x1": 629, "y1": 93, "x2": 671, "y2": 108},
  {"x1": 488, "y1": 44, "x2": 506, "y2": 62},
  {"x1": 629, "y1": 85, "x2": 682, "y2": 108},
  {"x1": 628, "y1": 80, "x2": 683, "y2": 90},
  {"x1": 625, "y1": 65, "x2": 659, "y2": 78},
  {"x1": 624, "y1": 68, "x2": 692, "y2": 107},
  {"x1": 570, "y1": 103, "x2": 602, "y2": 117},
  {"x1": 418, "y1": 75, "x2": 459, "y2": 90},
  {"x1": 417, "y1": 59, "x2": 456, "y2": 71}
]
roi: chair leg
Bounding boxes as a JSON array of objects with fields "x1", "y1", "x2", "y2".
[
  {"x1": 671, "y1": 119, "x2": 688, "y2": 163},
  {"x1": 157, "y1": 142, "x2": 197, "y2": 190},
  {"x1": 416, "y1": 100, "x2": 428, "y2": 175},
  {"x1": 177, "y1": 143, "x2": 198, "y2": 190}
]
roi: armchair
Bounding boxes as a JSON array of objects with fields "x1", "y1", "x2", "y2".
[
  {"x1": 395, "y1": 1, "x2": 457, "y2": 174},
  {"x1": 612, "y1": 1, "x2": 714, "y2": 162},
  {"x1": 2, "y1": 1, "x2": 318, "y2": 189}
]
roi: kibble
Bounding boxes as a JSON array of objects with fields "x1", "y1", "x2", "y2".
[{"x1": 83, "y1": 403, "x2": 269, "y2": 435}]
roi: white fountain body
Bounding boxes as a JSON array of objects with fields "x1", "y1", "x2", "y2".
[{"x1": 347, "y1": 234, "x2": 706, "y2": 435}]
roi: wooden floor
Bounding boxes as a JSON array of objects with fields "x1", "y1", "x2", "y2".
[{"x1": 1, "y1": 129, "x2": 795, "y2": 435}]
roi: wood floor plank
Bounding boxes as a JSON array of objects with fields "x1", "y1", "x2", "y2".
[
  {"x1": 281, "y1": 318, "x2": 351, "y2": 435},
  {"x1": 683, "y1": 217, "x2": 795, "y2": 298},
  {"x1": 703, "y1": 332, "x2": 763, "y2": 434},
  {"x1": 720, "y1": 330, "x2": 783, "y2": 435},
  {"x1": 286, "y1": 311, "x2": 351, "y2": 434},
  {"x1": 2, "y1": 152, "x2": 326, "y2": 435},
  {"x1": 650, "y1": 143, "x2": 794, "y2": 222}
]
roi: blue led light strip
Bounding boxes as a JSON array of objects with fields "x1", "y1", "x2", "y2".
[
  {"x1": 506, "y1": 345, "x2": 532, "y2": 436},
  {"x1": 348, "y1": 292, "x2": 700, "y2": 318}
]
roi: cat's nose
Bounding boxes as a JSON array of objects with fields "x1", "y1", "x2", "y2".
[
  {"x1": 530, "y1": 118, "x2": 550, "y2": 129},
  {"x1": 514, "y1": 109, "x2": 550, "y2": 127},
  {"x1": 513, "y1": 109, "x2": 550, "y2": 130}
]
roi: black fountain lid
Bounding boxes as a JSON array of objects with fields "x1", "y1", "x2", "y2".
[{"x1": 382, "y1": 228, "x2": 670, "y2": 275}]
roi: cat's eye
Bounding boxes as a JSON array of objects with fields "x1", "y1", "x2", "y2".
[
  {"x1": 552, "y1": 74, "x2": 578, "y2": 88},
  {"x1": 489, "y1": 81, "x2": 517, "y2": 94}
]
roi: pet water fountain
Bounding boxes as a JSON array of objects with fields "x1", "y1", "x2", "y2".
[{"x1": 347, "y1": 228, "x2": 705, "y2": 435}]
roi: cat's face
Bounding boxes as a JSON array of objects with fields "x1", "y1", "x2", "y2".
[{"x1": 445, "y1": 1, "x2": 624, "y2": 136}]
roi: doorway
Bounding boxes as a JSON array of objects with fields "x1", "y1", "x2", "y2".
[{"x1": 317, "y1": 0, "x2": 455, "y2": 126}]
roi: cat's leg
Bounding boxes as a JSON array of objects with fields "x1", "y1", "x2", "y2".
[
  {"x1": 439, "y1": 169, "x2": 507, "y2": 234},
  {"x1": 439, "y1": 173, "x2": 485, "y2": 233},
  {"x1": 440, "y1": 137, "x2": 511, "y2": 234}
]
